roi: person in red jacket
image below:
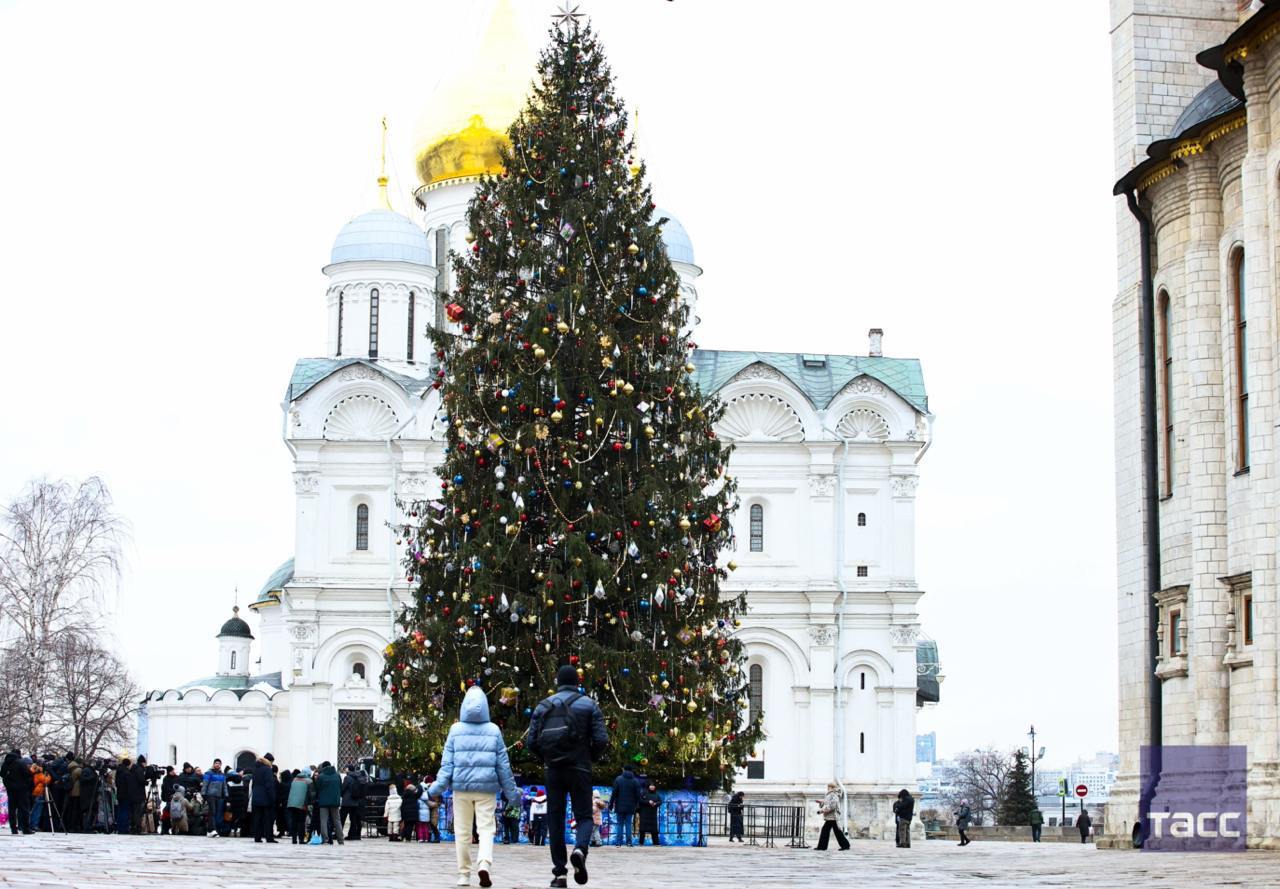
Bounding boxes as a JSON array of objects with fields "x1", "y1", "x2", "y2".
[{"x1": 30, "y1": 763, "x2": 51, "y2": 832}]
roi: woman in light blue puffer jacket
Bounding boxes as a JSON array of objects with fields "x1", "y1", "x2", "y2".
[{"x1": 428, "y1": 686, "x2": 519, "y2": 888}]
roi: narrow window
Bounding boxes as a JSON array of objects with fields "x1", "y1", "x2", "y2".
[
  {"x1": 857, "y1": 512, "x2": 867, "y2": 527},
  {"x1": 407, "y1": 292, "x2": 415, "y2": 362},
  {"x1": 1170, "y1": 610, "x2": 1183, "y2": 656},
  {"x1": 356, "y1": 504, "x2": 369, "y2": 551},
  {"x1": 369, "y1": 288, "x2": 380, "y2": 358},
  {"x1": 857, "y1": 565, "x2": 868, "y2": 578},
  {"x1": 1159, "y1": 290, "x2": 1174, "y2": 494},
  {"x1": 1243, "y1": 594, "x2": 1254, "y2": 647},
  {"x1": 749, "y1": 504, "x2": 763, "y2": 552},
  {"x1": 859, "y1": 732, "x2": 865, "y2": 754},
  {"x1": 860, "y1": 672, "x2": 866, "y2": 690},
  {"x1": 230, "y1": 651, "x2": 236, "y2": 670},
  {"x1": 353, "y1": 662, "x2": 366, "y2": 680},
  {"x1": 748, "y1": 664, "x2": 762, "y2": 725},
  {"x1": 1233, "y1": 250, "x2": 1249, "y2": 471},
  {"x1": 337, "y1": 292, "x2": 344, "y2": 356}
]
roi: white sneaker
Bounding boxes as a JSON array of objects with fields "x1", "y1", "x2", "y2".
[{"x1": 457, "y1": 877, "x2": 470, "y2": 887}]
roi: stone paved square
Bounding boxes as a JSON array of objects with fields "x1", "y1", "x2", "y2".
[{"x1": 0, "y1": 834, "x2": 1275, "y2": 888}]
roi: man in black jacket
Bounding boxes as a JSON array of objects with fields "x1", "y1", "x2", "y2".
[
  {"x1": 129, "y1": 757, "x2": 148, "y2": 834},
  {"x1": 251, "y1": 753, "x2": 278, "y2": 843},
  {"x1": 115, "y1": 758, "x2": 144, "y2": 835},
  {"x1": 2, "y1": 750, "x2": 34, "y2": 835},
  {"x1": 526, "y1": 664, "x2": 608, "y2": 888},
  {"x1": 607, "y1": 764, "x2": 641, "y2": 847},
  {"x1": 340, "y1": 763, "x2": 367, "y2": 840}
]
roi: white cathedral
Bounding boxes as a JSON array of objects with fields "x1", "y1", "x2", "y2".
[{"x1": 140, "y1": 0, "x2": 940, "y2": 834}]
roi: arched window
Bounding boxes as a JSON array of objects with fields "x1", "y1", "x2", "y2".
[
  {"x1": 1233, "y1": 249, "x2": 1249, "y2": 471},
  {"x1": 407, "y1": 292, "x2": 415, "y2": 362},
  {"x1": 857, "y1": 512, "x2": 867, "y2": 527},
  {"x1": 748, "y1": 664, "x2": 763, "y2": 726},
  {"x1": 336, "y1": 291, "x2": 344, "y2": 356},
  {"x1": 749, "y1": 504, "x2": 763, "y2": 553},
  {"x1": 230, "y1": 651, "x2": 236, "y2": 671},
  {"x1": 1158, "y1": 290, "x2": 1174, "y2": 495},
  {"x1": 353, "y1": 661, "x2": 366, "y2": 680},
  {"x1": 356, "y1": 504, "x2": 369, "y2": 551},
  {"x1": 368, "y1": 288, "x2": 380, "y2": 358}
]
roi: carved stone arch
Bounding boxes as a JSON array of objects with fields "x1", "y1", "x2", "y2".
[
  {"x1": 182, "y1": 688, "x2": 210, "y2": 703},
  {"x1": 312, "y1": 626, "x2": 391, "y2": 677},
  {"x1": 839, "y1": 648, "x2": 894, "y2": 686},
  {"x1": 835, "y1": 407, "x2": 891, "y2": 442},
  {"x1": 716, "y1": 392, "x2": 805, "y2": 442},
  {"x1": 324, "y1": 393, "x2": 400, "y2": 441},
  {"x1": 735, "y1": 626, "x2": 810, "y2": 680}
]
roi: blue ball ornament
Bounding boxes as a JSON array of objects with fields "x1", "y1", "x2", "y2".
[
  {"x1": 622, "y1": 667, "x2": 630, "y2": 676},
  {"x1": 636, "y1": 286, "x2": 648, "y2": 297},
  {"x1": 453, "y1": 474, "x2": 464, "y2": 485},
  {"x1": 524, "y1": 707, "x2": 533, "y2": 716}
]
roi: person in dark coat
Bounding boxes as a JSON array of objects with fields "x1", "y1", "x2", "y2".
[
  {"x1": 954, "y1": 799, "x2": 972, "y2": 847},
  {"x1": 607, "y1": 764, "x2": 641, "y2": 847},
  {"x1": 114, "y1": 758, "x2": 143, "y2": 835},
  {"x1": 48, "y1": 752, "x2": 72, "y2": 832},
  {"x1": 158, "y1": 766, "x2": 177, "y2": 835},
  {"x1": 637, "y1": 783, "x2": 662, "y2": 846},
  {"x1": 250, "y1": 753, "x2": 278, "y2": 843},
  {"x1": 893, "y1": 788, "x2": 915, "y2": 848},
  {"x1": 313, "y1": 761, "x2": 344, "y2": 844},
  {"x1": 77, "y1": 762, "x2": 100, "y2": 833},
  {"x1": 727, "y1": 791, "x2": 745, "y2": 842},
  {"x1": 1077, "y1": 809, "x2": 1092, "y2": 844},
  {"x1": 2, "y1": 750, "x2": 34, "y2": 835},
  {"x1": 526, "y1": 663, "x2": 609, "y2": 889},
  {"x1": 399, "y1": 778, "x2": 421, "y2": 842},
  {"x1": 129, "y1": 757, "x2": 148, "y2": 834},
  {"x1": 340, "y1": 763, "x2": 367, "y2": 841}
]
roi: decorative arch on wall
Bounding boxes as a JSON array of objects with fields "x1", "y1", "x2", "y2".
[
  {"x1": 735, "y1": 626, "x2": 810, "y2": 680},
  {"x1": 716, "y1": 392, "x2": 805, "y2": 442},
  {"x1": 835, "y1": 407, "x2": 891, "y2": 442},
  {"x1": 839, "y1": 648, "x2": 894, "y2": 687},
  {"x1": 324, "y1": 393, "x2": 400, "y2": 441},
  {"x1": 312, "y1": 626, "x2": 391, "y2": 678}
]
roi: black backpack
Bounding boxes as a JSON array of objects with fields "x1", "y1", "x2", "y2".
[{"x1": 538, "y1": 692, "x2": 585, "y2": 766}]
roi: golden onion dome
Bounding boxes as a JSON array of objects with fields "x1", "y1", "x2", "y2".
[{"x1": 413, "y1": 0, "x2": 537, "y2": 191}]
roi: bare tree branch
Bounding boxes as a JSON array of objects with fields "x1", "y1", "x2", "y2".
[{"x1": 941, "y1": 748, "x2": 1013, "y2": 827}]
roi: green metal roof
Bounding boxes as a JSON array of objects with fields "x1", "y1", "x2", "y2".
[
  {"x1": 917, "y1": 639, "x2": 940, "y2": 705},
  {"x1": 286, "y1": 358, "x2": 435, "y2": 403},
  {"x1": 168, "y1": 671, "x2": 285, "y2": 696},
  {"x1": 252, "y1": 558, "x2": 294, "y2": 606},
  {"x1": 689, "y1": 350, "x2": 928, "y2": 414}
]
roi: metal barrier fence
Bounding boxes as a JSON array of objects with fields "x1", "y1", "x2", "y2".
[{"x1": 705, "y1": 803, "x2": 808, "y2": 848}]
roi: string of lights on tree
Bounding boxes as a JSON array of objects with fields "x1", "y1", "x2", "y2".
[{"x1": 374, "y1": 11, "x2": 762, "y2": 790}]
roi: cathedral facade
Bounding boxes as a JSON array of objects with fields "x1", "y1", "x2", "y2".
[
  {"x1": 1109, "y1": 0, "x2": 1280, "y2": 849},
  {"x1": 141, "y1": 0, "x2": 939, "y2": 836}
]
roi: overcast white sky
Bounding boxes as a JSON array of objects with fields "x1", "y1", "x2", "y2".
[{"x1": 0, "y1": 0, "x2": 1117, "y2": 768}]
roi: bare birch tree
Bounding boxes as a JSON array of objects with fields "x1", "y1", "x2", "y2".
[
  {"x1": 45, "y1": 631, "x2": 139, "y2": 757},
  {"x1": 0, "y1": 477, "x2": 130, "y2": 752}
]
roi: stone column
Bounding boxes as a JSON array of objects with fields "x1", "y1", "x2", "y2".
[
  {"x1": 807, "y1": 624, "x2": 836, "y2": 786},
  {"x1": 1243, "y1": 55, "x2": 1280, "y2": 846},
  {"x1": 1183, "y1": 152, "x2": 1229, "y2": 746}
]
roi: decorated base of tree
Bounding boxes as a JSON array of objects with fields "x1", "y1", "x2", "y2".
[{"x1": 375, "y1": 14, "x2": 761, "y2": 789}]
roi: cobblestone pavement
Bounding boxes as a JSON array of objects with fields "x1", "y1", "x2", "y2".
[{"x1": 0, "y1": 833, "x2": 1272, "y2": 888}]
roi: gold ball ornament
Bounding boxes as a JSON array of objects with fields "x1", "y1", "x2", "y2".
[
  {"x1": 557, "y1": 321, "x2": 570, "y2": 333},
  {"x1": 534, "y1": 346, "x2": 547, "y2": 359},
  {"x1": 627, "y1": 243, "x2": 640, "y2": 255}
]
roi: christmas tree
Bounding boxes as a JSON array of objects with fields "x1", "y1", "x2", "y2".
[
  {"x1": 997, "y1": 749, "x2": 1037, "y2": 826},
  {"x1": 376, "y1": 14, "x2": 762, "y2": 790}
]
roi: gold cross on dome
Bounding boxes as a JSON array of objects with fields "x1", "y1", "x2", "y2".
[{"x1": 552, "y1": 0, "x2": 583, "y2": 30}]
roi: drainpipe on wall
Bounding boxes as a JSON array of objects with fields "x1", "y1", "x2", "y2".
[
  {"x1": 385, "y1": 412, "x2": 417, "y2": 638},
  {"x1": 823, "y1": 417, "x2": 853, "y2": 837},
  {"x1": 1125, "y1": 186, "x2": 1162, "y2": 842}
]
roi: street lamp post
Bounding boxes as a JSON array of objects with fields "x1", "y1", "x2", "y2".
[{"x1": 1027, "y1": 725, "x2": 1046, "y2": 811}]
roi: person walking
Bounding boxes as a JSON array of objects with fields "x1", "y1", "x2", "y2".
[
  {"x1": 428, "y1": 685, "x2": 520, "y2": 888},
  {"x1": 530, "y1": 788, "x2": 548, "y2": 845},
  {"x1": 1077, "y1": 809, "x2": 1092, "y2": 844},
  {"x1": 313, "y1": 761, "x2": 343, "y2": 844},
  {"x1": 525, "y1": 664, "x2": 609, "y2": 888},
  {"x1": 286, "y1": 768, "x2": 313, "y2": 844},
  {"x1": 814, "y1": 782, "x2": 850, "y2": 851},
  {"x1": 250, "y1": 753, "x2": 278, "y2": 843},
  {"x1": 1029, "y1": 807, "x2": 1044, "y2": 843},
  {"x1": 607, "y1": 764, "x2": 641, "y2": 847},
  {"x1": 893, "y1": 788, "x2": 915, "y2": 848},
  {"x1": 383, "y1": 783, "x2": 402, "y2": 841},
  {"x1": 637, "y1": 782, "x2": 661, "y2": 846},
  {"x1": 954, "y1": 799, "x2": 972, "y2": 846},
  {"x1": 727, "y1": 791, "x2": 745, "y2": 843},
  {"x1": 29, "y1": 761, "x2": 50, "y2": 833}
]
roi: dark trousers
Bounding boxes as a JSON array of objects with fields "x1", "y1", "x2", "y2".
[
  {"x1": 896, "y1": 818, "x2": 911, "y2": 847},
  {"x1": 288, "y1": 808, "x2": 307, "y2": 843},
  {"x1": 532, "y1": 814, "x2": 546, "y2": 845},
  {"x1": 7, "y1": 787, "x2": 31, "y2": 834},
  {"x1": 503, "y1": 815, "x2": 520, "y2": 843},
  {"x1": 400, "y1": 817, "x2": 417, "y2": 841},
  {"x1": 1079, "y1": 828, "x2": 1089, "y2": 844},
  {"x1": 638, "y1": 828, "x2": 661, "y2": 845},
  {"x1": 341, "y1": 805, "x2": 362, "y2": 839},
  {"x1": 50, "y1": 788, "x2": 67, "y2": 831},
  {"x1": 253, "y1": 806, "x2": 274, "y2": 841},
  {"x1": 546, "y1": 766, "x2": 594, "y2": 877},
  {"x1": 66, "y1": 795, "x2": 81, "y2": 832},
  {"x1": 115, "y1": 802, "x2": 131, "y2": 834},
  {"x1": 209, "y1": 797, "x2": 225, "y2": 835},
  {"x1": 1031, "y1": 824, "x2": 1042, "y2": 842},
  {"x1": 816, "y1": 819, "x2": 849, "y2": 850},
  {"x1": 958, "y1": 827, "x2": 969, "y2": 845}
]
